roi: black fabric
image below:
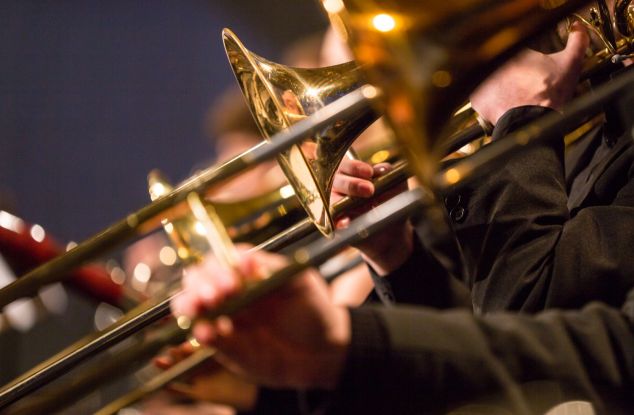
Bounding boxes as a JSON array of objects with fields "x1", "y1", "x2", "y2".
[
  {"x1": 245, "y1": 388, "x2": 302, "y2": 415},
  {"x1": 255, "y1": 96, "x2": 634, "y2": 413},
  {"x1": 329, "y1": 298, "x2": 634, "y2": 415},
  {"x1": 368, "y1": 233, "x2": 470, "y2": 308},
  {"x1": 324, "y1": 102, "x2": 634, "y2": 414},
  {"x1": 382, "y1": 104, "x2": 634, "y2": 313}
]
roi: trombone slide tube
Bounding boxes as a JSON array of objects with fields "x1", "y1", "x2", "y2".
[
  {"x1": 0, "y1": 292, "x2": 179, "y2": 409},
  {"x1": 4, "y1": 324, "x2": 188, "y2": 415},
  {"x1": 7, "y1": 187, "x2": 427, "y2": 414},
  {"x1": 94, "y1": 348, "x2": 217, "y2": 415},
  {"x1": 0, "y1": 85, "x2": 379, "y2": 310},
  {"x1": 0, "y1": 158, "x2": 408, "y2": 409}
]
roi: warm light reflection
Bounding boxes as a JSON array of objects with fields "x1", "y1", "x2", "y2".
[
  {"x1": 0, "y1": 210, "x2": 24, "y2": 232},
  {"x1": 279, "y1": 184, "x2": 295, "y2": 199},
  {"x1": 133, "y1": 262, "x2": 152, "y2": 283},
  {"x1": 159, "y1": 245, "x2": 177, "y2": 266},
  {"x1": 132, "y1": 262, "x2": 151, "y2": 292},
  {"x1": 306, "y1": 87, "x2": 320, "y2": 97},
  {"x1": 30, "y1": 224, "x2": 45, "y2": 242},
  {"x1": 177, "y1": 315, "x2": 192, "y2": 330},
  {"x1": 149, "y1": 181, "x2": 168, "y2": 200},
  {"x1": 322, "y1": 0, "x2": 344, "y2": 14},
  {"x1": 370, "y1": 150, "x2": 390, "y2": 164},
  {"x1": 372, "y1": 13, "x2": 396, "y2": 32},
  {"x1": 194, "y1": 221, "x2": 207, "y2": 236},
  {"x1": 444, "y1": 168, "x2": 462, "y2": 185},
  {"x1": 110, "y1": 266, "x2": 126, "y2": 285},
  {"x1": 177, "y1": 247, "x2": 189, "y2": 259}
]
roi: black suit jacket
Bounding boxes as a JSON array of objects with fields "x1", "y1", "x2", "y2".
[
  {"x1": 375, "y1": 104, "x2": 634, "y2": 314},
  {"x1": 334, "y1": 103, "x2": 634, "y2": 414},
  {"x1": 253, "y1": 88, "x2": 634, "y2": 414}
]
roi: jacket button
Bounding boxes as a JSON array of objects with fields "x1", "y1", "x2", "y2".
[
  {"x1": 451, "y1": 206, "x2": 466, "y2": 223},
  {"x1": 444, "y1": 194, "x2": 461, "y2": 210}
]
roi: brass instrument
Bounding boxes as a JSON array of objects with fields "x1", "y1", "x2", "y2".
[
  {"x1": 323, "y1": 0, "x2": 615, "y2": 187},
  {"x1": 0, "y1": 83, "x2": 376, "y2": 312},
  {"x1": 3, "y1": 1, "x2": 634, "y2": 413},
  {"x1": 98, "y1": 0, "x2": 634, "y2": 410},
  {"x1": 224, "y1": 28, "x2": 378, "y2": 236},
  {"x1": 0, "y1": 162, "x2": 410, "y2": 411}
]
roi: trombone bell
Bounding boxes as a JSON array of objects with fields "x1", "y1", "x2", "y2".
[
  {"x1": 223, "y1": 28, "x2": 377, "y2": 236},
  {"x1": 325, "y1": 0, "x2": 592, "y2": 187}
]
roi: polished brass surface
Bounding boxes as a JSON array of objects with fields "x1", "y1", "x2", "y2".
[
  {"x1": 324, "y1": 0, "x2": 594, "y2": 187},
  {"x1": 224, "y1": 28, "x2": 378, "y2": 236},
  {"x1": 7, "y1": 2, "x2": 634, "y2": 412},
  {"x1": 614, "y1": 0, "x2": 634, "y2": 38},
  {"x1": 149, "y1": 169, "x2": 303, "y2": 255},
  {"x1": 0, "y1": 85, "x2": 373, "y2": 312}
]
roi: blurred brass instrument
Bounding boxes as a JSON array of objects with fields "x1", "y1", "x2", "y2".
[{"x1": 3, "y1": 0, "x2": 634, "y2": 413}]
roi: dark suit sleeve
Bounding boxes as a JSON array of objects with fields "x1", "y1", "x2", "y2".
[
  {"x1": 327, "y1": 290, "x2": 634, "y2": 415},
  {"x1": 368, "y1": 230, "x2": 471, "y2": 308},
  {"x1": 452, "y1": 106, "x2": 634, "y2": 312}
]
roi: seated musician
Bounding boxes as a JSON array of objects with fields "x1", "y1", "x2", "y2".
[{"x1": 169, "y1": 16, "x2": 634, "y2": 415}]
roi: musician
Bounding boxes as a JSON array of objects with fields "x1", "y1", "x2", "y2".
[
  {"x1": 171, "y1": 20, "x2": 634, "y2": 415},
  {"x1": 339, "y1": 22, "x2": 634, "y2": 316}
]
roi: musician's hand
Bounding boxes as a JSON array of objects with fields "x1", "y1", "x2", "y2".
[
  {"x1": 470, "y1": 22, "x2": 589, "y2": 126},
  {"x1": 332, "y1": 158, "x2": 414, "y2": 275},
  {"x1": 154, "y1": 342, "x2": 258, "y2": 411},
  {"x1": 171, "y1": 249, "x2": 350, "y2": 390}
]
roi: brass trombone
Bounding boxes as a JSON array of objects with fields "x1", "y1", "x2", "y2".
[
  {"x1": 96, "y1": 0, "x2": 634, "y2": 411},
  {"x1": 3, "y1": 0, "x2": 634, "y2": 412}
]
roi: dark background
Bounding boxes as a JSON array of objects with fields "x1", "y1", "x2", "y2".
[
  {"x1": 0, "y1": 0, "x2": 327, "y2": 242},
  {"x1": 0, "y1": 0, "x2": 328, "y2": 402}
]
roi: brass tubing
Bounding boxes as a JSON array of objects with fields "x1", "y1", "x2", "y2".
[
  {"x1": 5, "y1": 69, "x2": 630, "y2": 410},
  {"x1": 94, "y1": 348, "x2": 217, "y2": 415},
  {"x1": 92, "y1": 70, "x2": 634, "y2": 414},
  {"x1": 0, "y1": 86, "x2": 379, "y2": 310},
  {"x1": 435, "y1": 66, "x2": 634, "y2": 190},
  {"x1": 0, "y1": 291, "x2": 178, "y2": 409},
  {"x1": 258, "y1": 160, "x2": 411, "y2": 252},
  {"x1": 5, "y1": 324, "x2": 188, "y2": 415},
  {"x1": 2, "y1": 188, "x2": 428, "y2": 414},
  {"x1": 0, "y1": 160, "x2": 409, "y2": 410}
]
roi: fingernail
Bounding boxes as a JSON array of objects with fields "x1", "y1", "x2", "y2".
[{"x1": 373, "y1": 164, "x2": 390, "y2": 176}]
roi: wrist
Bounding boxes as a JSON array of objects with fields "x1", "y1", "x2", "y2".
[{"x1": 362, "y1": 223, "x2": 414, "y2": 276}]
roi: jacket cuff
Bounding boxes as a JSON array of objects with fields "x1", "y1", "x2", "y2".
[
  {"x1": 492, "y1": 105, "x2": 556, "y2": 141},
  {"x1": 370, "y1": 235, "x2": 463, "y2": 308}
]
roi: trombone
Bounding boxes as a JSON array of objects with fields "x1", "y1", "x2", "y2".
[
  {"x1": 3, "y1": 0, "x2": 634, "y2": 412},
  {"x1": 7, "y1": 57, "x2": 634, "y2": 410}
]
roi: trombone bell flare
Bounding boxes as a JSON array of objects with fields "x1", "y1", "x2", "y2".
[
  {"x1": 223, "y1": 28, "x2": 378, "y2": 237},
  {"x1": 325, "y1": 0, "x2": 593, "y2": 187}
]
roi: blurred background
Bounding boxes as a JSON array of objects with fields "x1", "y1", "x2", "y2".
[
  {"x1": 0, "y1": 0, "x2": 328, "y2": 409},
  {"x1": 0, "y1": 0, "x2": 327, "y2": 241}
]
